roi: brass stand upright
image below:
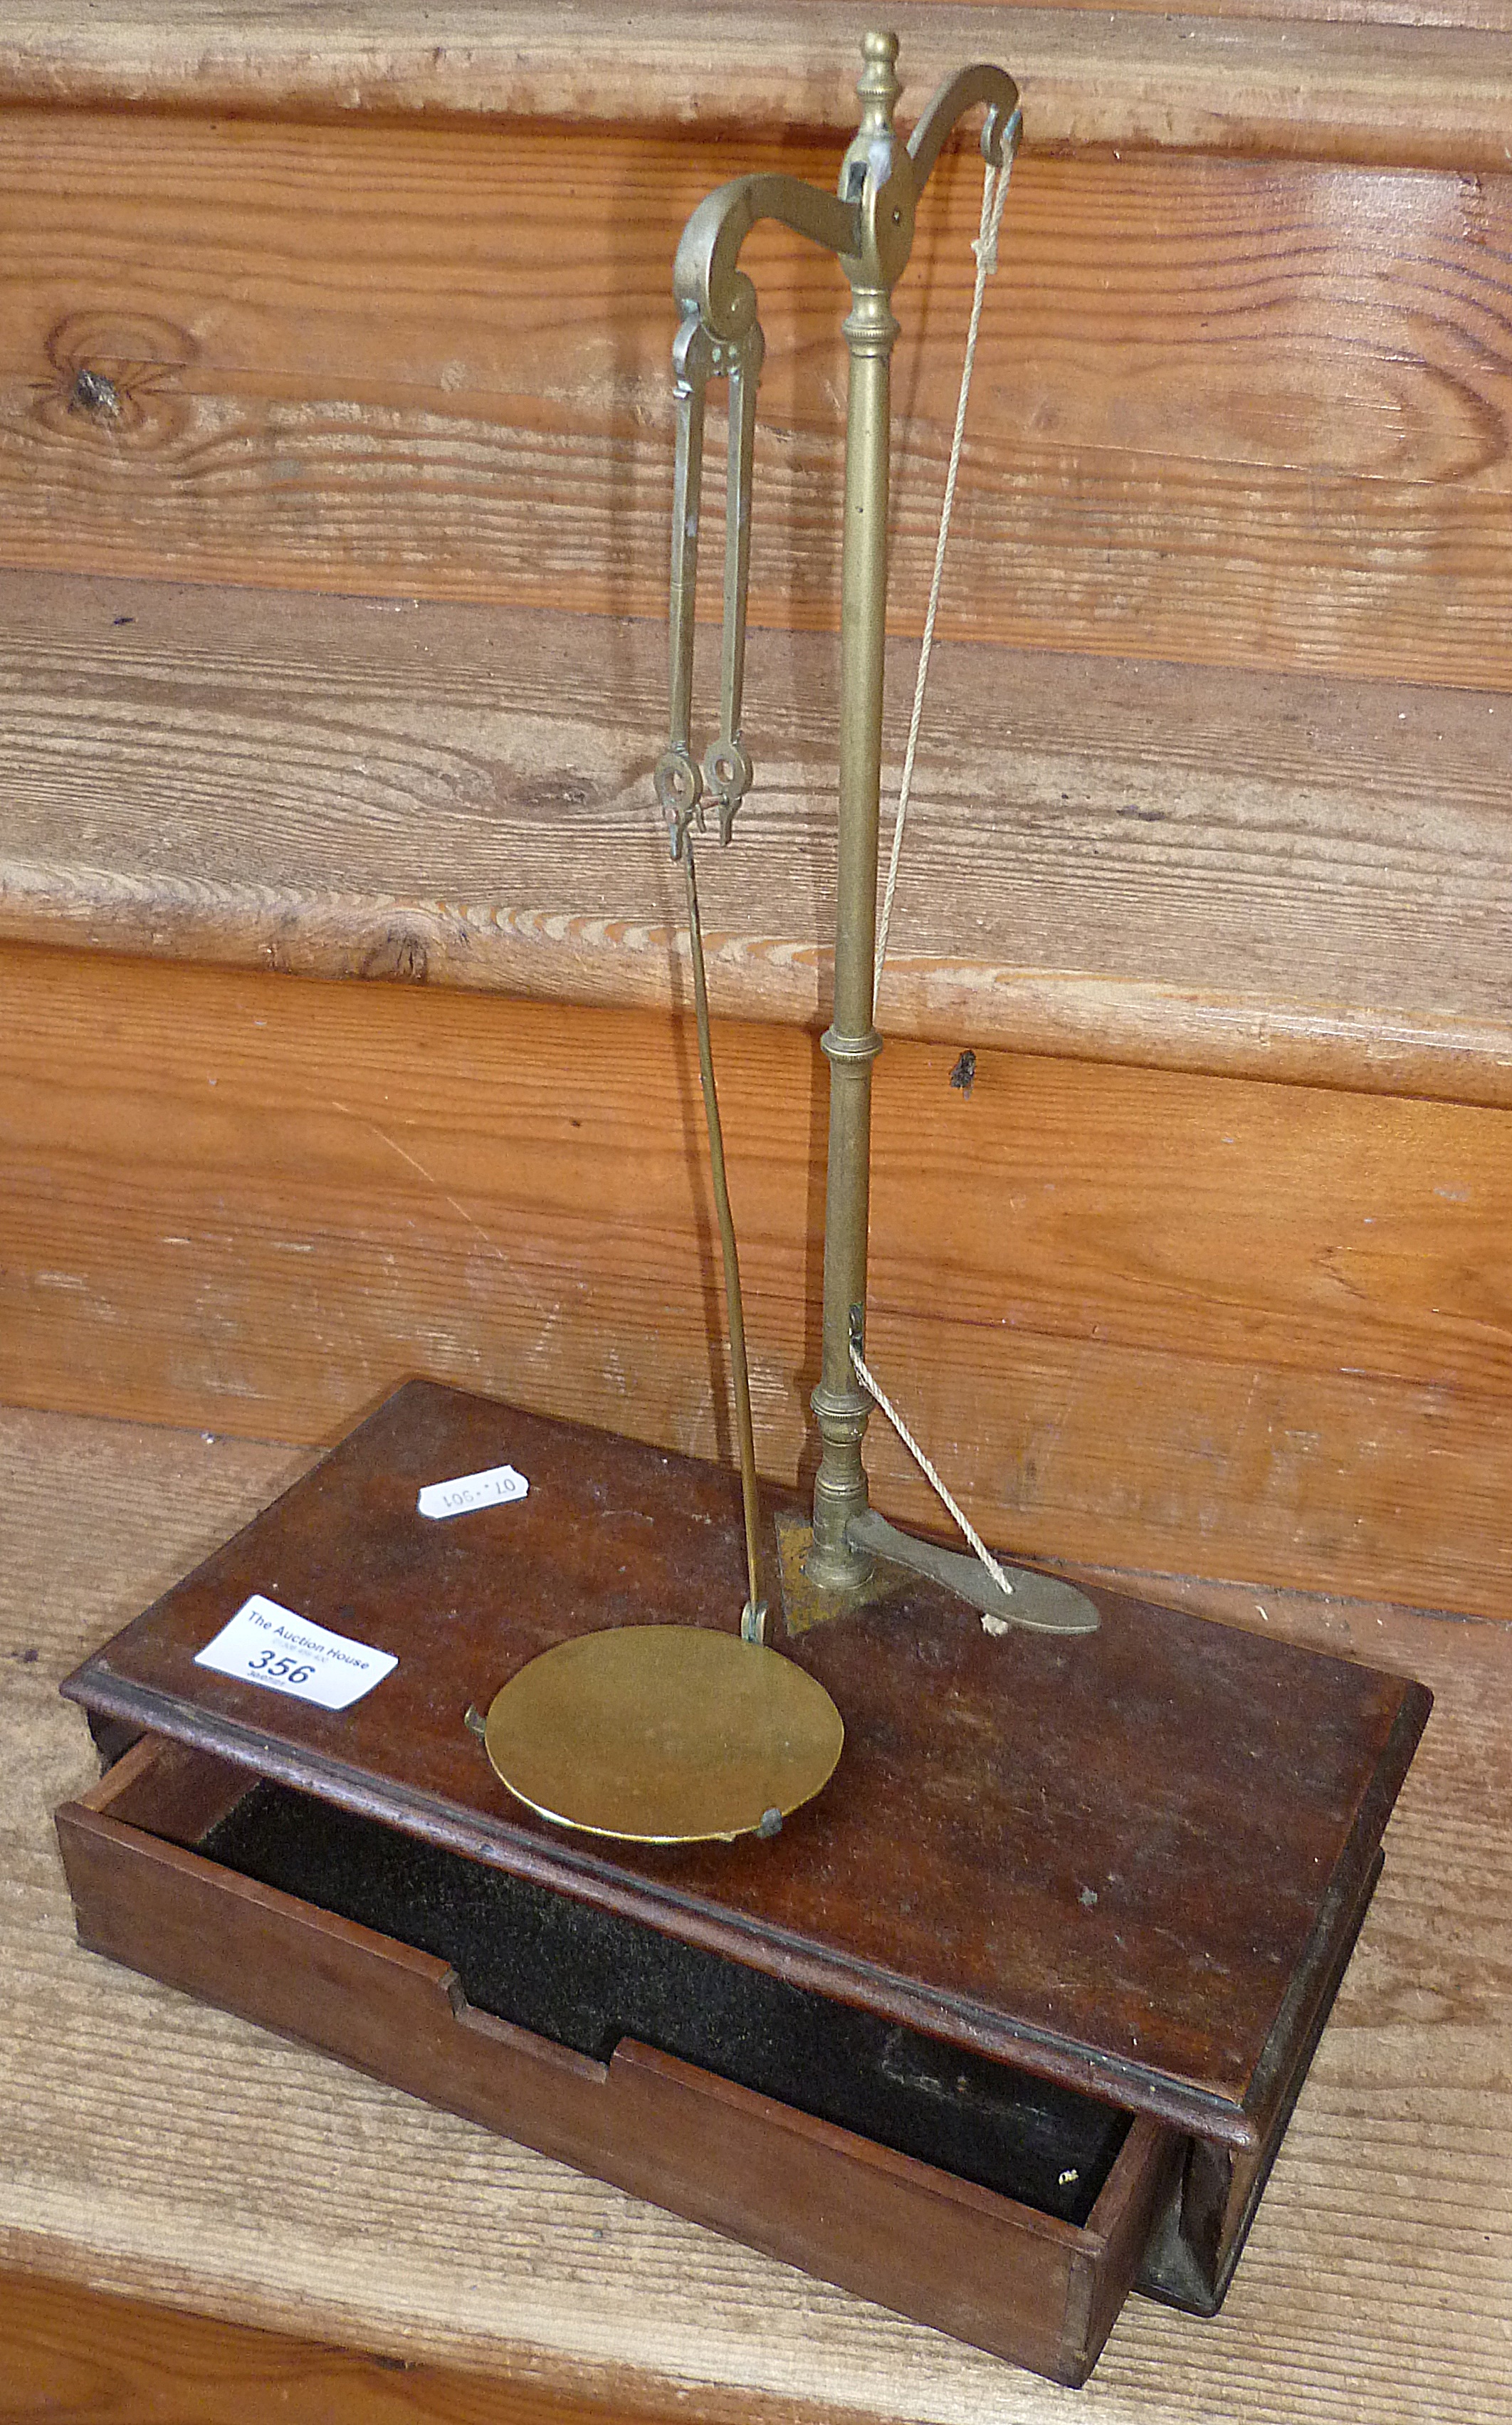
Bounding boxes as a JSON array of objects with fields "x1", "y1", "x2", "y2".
[
  {"x1": 655, "y1": 29, "x2": 1022, "y2": 1605},
  {"x1": 807, "y1": 37, "x2": 900, "y2": 1593}
]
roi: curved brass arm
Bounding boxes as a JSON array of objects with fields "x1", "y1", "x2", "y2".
[
  {"x1": 906, "y1": 63, "x2": 1020, "y2": 192},
  {"x1": 673, "y1": 172, "x2": 860, "y2": 345},
  {"x1": 655, "y1": 48, "x2": 1022, "y2": 860}
]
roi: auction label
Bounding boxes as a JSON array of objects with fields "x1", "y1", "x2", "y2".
[
  {"x1": 194, "y1": 1593, "x2": 397, "y2": 1711},
  {"x1": 416, "y1": 1462, "x2": 529, "y2": 1521}
]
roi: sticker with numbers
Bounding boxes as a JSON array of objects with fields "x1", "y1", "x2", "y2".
[
  {"x1": 416, "y1": 1462, "x2": 529, "y2": 1521},
  {"x1": 194, "y1": 1594, "x2": 397, "y2": 1711}
]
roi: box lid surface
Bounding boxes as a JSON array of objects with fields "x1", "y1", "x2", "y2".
[{"x1": 63, "y1": 1379, "x2": 1429, "y2": 2146}]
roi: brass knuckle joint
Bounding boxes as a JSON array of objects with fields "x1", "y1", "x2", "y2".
[
  {"x1": 654, "y1": 745, "x2": 702, "y2": 857},
  {"x1": 703, "y1": 735, "x2": 753, "y2": 842}
]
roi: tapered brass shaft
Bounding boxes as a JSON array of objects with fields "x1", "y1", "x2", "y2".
[{"x1": 807, "y1": 287, "x2": 896, "y2": 1590}]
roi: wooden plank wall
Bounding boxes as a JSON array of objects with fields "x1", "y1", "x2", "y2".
[
  {"x1": 4, "y1": 937, "x2": 1507, "y2": 1620},
  {"x1": 1, "y1": 16, "x2": 1508, "y2": 1625},
  {"x1": 4, "y1": 572, "x2": 1511, "y2": 1099},
  {"x1": 1, "y1": 110, "x2": 1510, "y2": 688},
  {"x1": 2, "y1": 2268, "x2": 670, "y2": 2425},
  {"x1": 3, "y1": 5, "x2": 1511, "y2": 169}
]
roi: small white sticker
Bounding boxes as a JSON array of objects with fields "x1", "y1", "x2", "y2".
[
  {"x1": 416, "y1": 1462, "x2": 529, "y2": 1521},
  {"x1": 194, "y1": 1593, "x2": 397, "y2": 1711}
]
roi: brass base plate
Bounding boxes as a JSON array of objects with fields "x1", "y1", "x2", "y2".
[
  {"x1": 483, "y1": 1624, "x2": 845, "y2": 1844},
  {"x1": 775, "y1": 1511, "x2": 911, "y2": 1635}
]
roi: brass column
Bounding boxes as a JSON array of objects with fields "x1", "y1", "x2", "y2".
[{"x1": 806, "y1": 32, "x2": 900, "y2": 1591}]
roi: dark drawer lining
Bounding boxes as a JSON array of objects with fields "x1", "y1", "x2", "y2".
[{"x1": 202, "y1": 1777, "x2": 1131, "y2": 2229}]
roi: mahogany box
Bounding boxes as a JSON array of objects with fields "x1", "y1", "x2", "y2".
[{"x1": 56, "y1": 1379, "x2": 1430, "y2": 2384}]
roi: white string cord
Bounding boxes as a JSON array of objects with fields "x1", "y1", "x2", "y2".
[
  {"x1": 851, "y1": 1339, "x2": 1015, "y2": 1606},
  {"x1": 860, "y1": 126, "x2": 1022, "y2": 1621},
  {"x1": 874, "y1": 127, "x2": 1019, "y2": 993}
]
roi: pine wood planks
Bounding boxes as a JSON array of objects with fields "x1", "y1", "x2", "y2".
[
  {"x1": 1, "y1": 114, "x2": 1510, "y2": 689},
  {"x1": 1, "y1": 2268, "x2": 694, "y2": 2425},
  {"x1": 4, "y1": 570, "x2": 1511, "y2": 1105},
  {"x1": 2, "y1": 938, "x2": 1508, "y2": 1618},
  {"x1": 3, "y1": 4, "x2": 1511, "y2": 170}
]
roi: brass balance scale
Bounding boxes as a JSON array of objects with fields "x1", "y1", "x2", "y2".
[{"x1": 58, "y1": 33, "x2": 1429, "y2": 2386}]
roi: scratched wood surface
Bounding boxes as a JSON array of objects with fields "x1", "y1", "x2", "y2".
[
  {"x1": 2, "y1": 117, "x2": 1511, "y2": 691},
  {"x1": 4, "y1": 1401, "x2": 1508, "y2": 2421},
  {"x1": 4, "y1": 570, "x2": 1511, "y2": 1107},
  {"x1": 2, "y1": 4, "x2": 1511, "y2": 172},
  {"x1": 2, "y1": 939, "x2": 1509, "y2": 1620}
]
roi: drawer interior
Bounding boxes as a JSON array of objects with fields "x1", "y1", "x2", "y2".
[
  {"x1": 66, "y1": 1733, "x2": 1187, "y2": 2382},
  {"x1": 157, "y1": 1761, "x2": 1135, "y2": 2228}
]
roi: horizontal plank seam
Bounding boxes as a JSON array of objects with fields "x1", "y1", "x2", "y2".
[{"x1": 5, "y1": 888, "x2": 1512, "y2": 1108}]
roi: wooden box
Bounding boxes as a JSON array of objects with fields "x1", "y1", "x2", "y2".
[{"x1": 56, "y1": 1380, "x2": 1430, "y2": 2384}]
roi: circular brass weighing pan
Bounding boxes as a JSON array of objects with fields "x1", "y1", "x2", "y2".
[{"x1": 483, "y1": 1623, "x2": 844, "y2": 1845}]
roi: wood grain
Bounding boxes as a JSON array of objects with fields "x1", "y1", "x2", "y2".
[
  {"x1": 2, "y1": 116, "x2": 1511, "y2": 689},
  {"x1": 3, "y1": 4, "x2": 1512, "y2": 172},
  {"x1": 923, "y1": 0, "x2": 1512, "y2": 21},
  {"x1": 0, "y1": 2267, "x2": 718, "y2": 2425},
  {"x1": 2, "y1": 938, "x2": 1510, "y2": 1618},
  {"x1": 6, "y1": 569, "x2": 1512, "y2": 1106},
  {"x1": 4, "y1": 1400, "x2": 1508, "y2": 2423}
]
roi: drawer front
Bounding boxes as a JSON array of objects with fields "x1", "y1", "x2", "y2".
[{"x1": 56, "y1": 1739, "x2": 1174, "y2": 2384}]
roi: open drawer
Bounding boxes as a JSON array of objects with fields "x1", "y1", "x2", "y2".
[
  {"x1": 58, "y1": 1732, "x2": 1178, "y2": 2386},
  {"x1": 56, "y1": 1383, "x2": 1430, "y2": 2382}
]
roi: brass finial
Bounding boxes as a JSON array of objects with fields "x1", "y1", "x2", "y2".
[{"x1": 856, "y1": 28, "x2": 901, "y2": 130}]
